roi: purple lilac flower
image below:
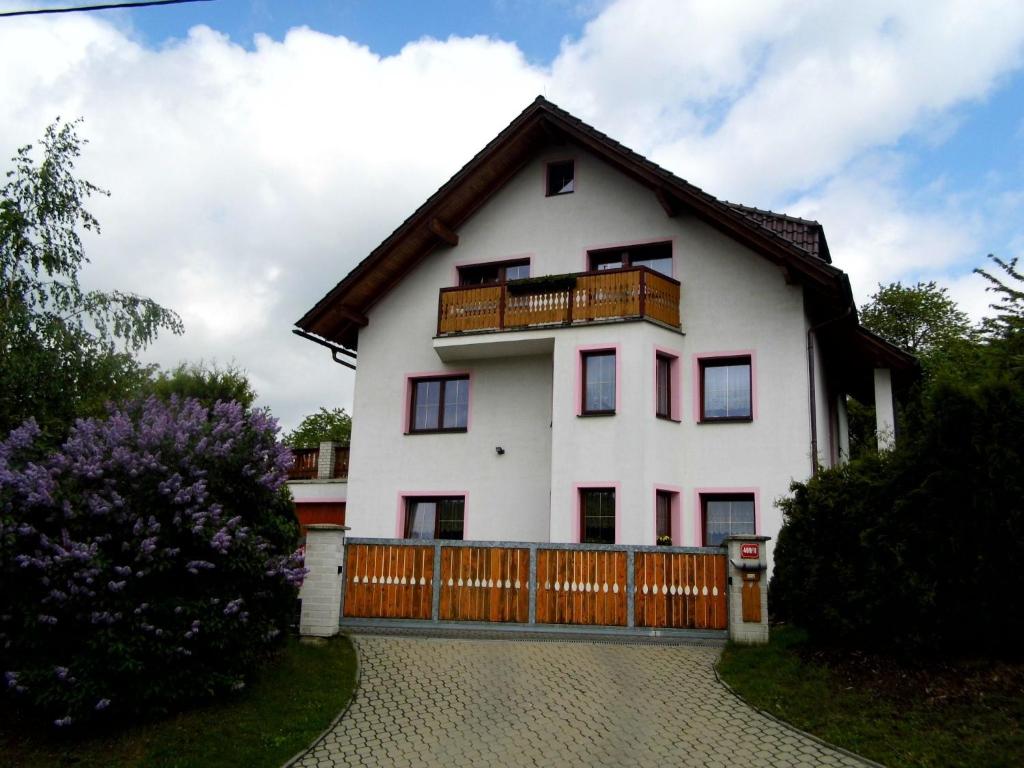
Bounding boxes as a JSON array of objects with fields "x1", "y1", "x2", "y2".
[{"x1": 223, "y1": 598, "x2": 243, "y2": 616}]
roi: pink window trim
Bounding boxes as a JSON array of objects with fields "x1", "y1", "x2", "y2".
[
  {"x1": 575, "y1": 344, "x2": 621, "y2": 416},
  {"x1": 580, "y1": 236, "x2": 677, "y2": 278},
  {"x1": 691, "y1": 350, "x2": 758, "y2": 422},
  {"x1": 396, "y1": 491, "x2": 470, "y2": 539},
  {"x1": 450, "y1": 254, "x2": 534, "y2": 287},
  {"x1": 573, "y1": 482, "x2": 621, "y2": 544},
  {"x1": 544, "y1": 156, "x2": 577, "y2": 197},
  {"x1": 692, "y1": 487, "x2": 760, "y2": 547},
  {"x1": 654, "y1": 345, "x2": 682, "y2": 421},
  {"x1": 402, "y1": 369, "x2": 472, "y2": 434},
  {"x1": 654, "y1": 484, "x2": 683, "y2": 545}
]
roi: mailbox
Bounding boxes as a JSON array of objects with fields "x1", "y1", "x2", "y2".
[{"x1": 730, "y1": 557, "x2": 767, "y2": 624}]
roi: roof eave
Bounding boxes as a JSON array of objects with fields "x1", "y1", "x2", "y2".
[{"x1": 296, "y1": 97, "x2": 852, "y2": 346}]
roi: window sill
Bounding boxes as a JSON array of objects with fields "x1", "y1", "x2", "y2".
[
  {"x1": 578, "y1": 411, "x2": 616, "y2": 418},
  {"x1": 405, "y1": 428, "x2": 469, "y2": 435},
  {"x1": 698, "y1": 417, "x2": 753, "y2": 424},
  {"x1": 656, "y1": 414, "x2": 681, "y2": 423}
]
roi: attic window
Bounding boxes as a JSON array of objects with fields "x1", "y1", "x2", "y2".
[{"x1": 546, "y1": 160, "x2": 574, "y2": 196}]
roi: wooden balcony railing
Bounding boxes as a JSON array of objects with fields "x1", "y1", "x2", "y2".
[
  {"x1": 287, "y1": 445, "x2": 350, "y2": 480},
  {"x1": 333, "y1": 446, "x2": 350, "y2": 479},
  {"x1": 289, "y1": 448, "x2": 319, "y2": 480},
  {"x1": 437, "y1": 266, "x2": 680, "y2": 336}
]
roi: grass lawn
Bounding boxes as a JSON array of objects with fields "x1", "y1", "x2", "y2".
[
  {"x1": 718, "y1": 625, "x2": 1024, "y2": 768},
  {"x1": 1, "y1": 634, "x2": 357, "y2": 768}
]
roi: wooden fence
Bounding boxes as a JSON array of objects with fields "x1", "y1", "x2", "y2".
[
  {"x1": 437, "y1": 266, "x2": 681, "y2": 335},
  {"x1": 341, "y1": 538, "x2": 727, "y2": 631}
]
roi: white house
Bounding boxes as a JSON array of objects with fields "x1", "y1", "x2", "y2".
[{"x1": 296, "y1": 97, "x2": 913, "y2": 556}]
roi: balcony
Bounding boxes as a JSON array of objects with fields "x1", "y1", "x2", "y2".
[
  {"x1": 437, "y1": 266, "x2": 680, "y2": 338},
  {"x1": 287, "y1": 444, "x2": 350, "y2": 481}
]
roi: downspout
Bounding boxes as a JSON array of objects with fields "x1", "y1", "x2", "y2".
[
  {"x1": 807, "y1": 305, "x2": 853, "y2": 476},
  {"x1": 292, "y1": 329, "x2": 358, "y2": 371}
]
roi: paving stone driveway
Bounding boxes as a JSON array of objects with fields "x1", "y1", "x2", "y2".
[{"x1": 293, "y1": 634, "x2": 870, "y2": 768}]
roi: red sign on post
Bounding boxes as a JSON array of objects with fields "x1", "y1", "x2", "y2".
[{"x1": 740, "y1": 543, "x2": 760, "y2": 560}]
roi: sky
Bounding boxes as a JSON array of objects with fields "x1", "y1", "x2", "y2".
[{"x1": 1, "y1": 0, "x2": 1023, "y2": 432}]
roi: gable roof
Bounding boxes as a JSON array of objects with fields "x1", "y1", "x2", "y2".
[{"x1": 295, "y1": 96, "x2": 906, "y2": 373}]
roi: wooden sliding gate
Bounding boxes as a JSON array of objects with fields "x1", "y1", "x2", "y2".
[{"x1": 342, "y1": 539, "x2": 727, "y2": 631}]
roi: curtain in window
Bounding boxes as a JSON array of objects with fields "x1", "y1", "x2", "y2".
[
  {"x1": 704, "y1": 498, "x2": 755, "y2": 546},
  {"x1": 585, "y1": 353, "x2": 616, "y2": 412},
  {"x1": 406, "y1": 500, "x2": 437, "y2": 539},
  {"x1": 704, "y1": 362, "x2": 751, "y2": 418},
  {"x1": 414, "y1": 381, "x2": 441, "y2": 430},
  {"x1": 442, "y1": 379, "x2": 469, "y2": 429}
]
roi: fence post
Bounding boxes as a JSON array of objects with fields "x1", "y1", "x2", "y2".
[
  {"x1": 528, "y1": 545, "x2": 538, "y2": 625},
  {"x1": 431, "y1": 543, "x2": 442, "y2": 622},
  {"x1": 299, "y1": 524, "x2": 349, "y2": 637},
  {"x1": 626, "y1": 548, "x2": 636, "y2": 628},
  {"x1": 638, "y1": 269, "x2": 647, "y2": 317},
  {"x1": 723, "y1": 535, "x2": 770, "y2": 645}
]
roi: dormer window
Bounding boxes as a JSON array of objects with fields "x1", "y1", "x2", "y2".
[{"x1": 546, "y1": 160, "x2": 574, "y2": 196}]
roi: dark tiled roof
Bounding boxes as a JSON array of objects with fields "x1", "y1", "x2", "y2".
[
  {"x1": 299, "y1": 96, "x2": 847, "y2": 346},
  {"x1": 532, "y1": 98, "x2": 834, "y2": 265},
  {"x1": 725, "y1": 203, "x2": 831, "y2": 263}
]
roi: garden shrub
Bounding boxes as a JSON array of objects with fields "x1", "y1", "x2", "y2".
[
  {"x1": 0, "y1": 396, "x2": 304, "y2": 727},
  {"x1": 771, "y1": 370, "x2": 1024, "y2": 657}
]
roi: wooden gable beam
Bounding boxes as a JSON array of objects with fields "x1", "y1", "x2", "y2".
[
  {"x1": 332, "y1": 304, "x2": 368, "y2": 327},
  {"x1": 655, "y1": 187, "x2": 679, "y2": 217},
  {"x1": 429, "y1": 218, "x2": 459, "y2": 247},
  {"x1": 539, "y1": 117, "x2": 565, "y2": 144},
  {"x1": 781, "y1": 265, "x2": 800, "y2": 285}
]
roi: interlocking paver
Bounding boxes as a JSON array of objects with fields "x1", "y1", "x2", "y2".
[{"x1": 290, "y1": 634, "x2": 873, "y2": 768}]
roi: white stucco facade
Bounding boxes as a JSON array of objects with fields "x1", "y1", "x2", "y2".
[{"x1": 341, "y1": 145, "x2": 847, "y2": 555}]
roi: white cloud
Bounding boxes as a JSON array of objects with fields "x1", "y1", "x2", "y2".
[
  {"x1": 2, "y1": 0, "x2": 1024, "y2": 429},
  {"x1": 787, "y1": 156, "x2": 981, "y2": 302},
  {"x1": 945, "y1": 270, "x2": 997, "y2": 324},
  {"x1": 0, "y1": 16, "x2": 545, "y2": 429},
  {"x1": 626, "y1": 0, "x2": 1024, "y2": 201}
]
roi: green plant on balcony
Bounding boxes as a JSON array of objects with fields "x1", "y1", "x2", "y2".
[{"x1": 505, "y1": 274, "x2": 578, "y2": 294}]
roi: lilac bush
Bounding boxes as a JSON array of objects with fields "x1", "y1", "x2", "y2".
[{"x1": 0, "y1": 396, "x2": 303, "y2": 726}]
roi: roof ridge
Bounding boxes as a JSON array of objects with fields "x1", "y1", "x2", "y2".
[
  {"x1": 298, "y1": 95, "x2": 844, "y2": 344},
  {"x1": 724, "y1": 201, "x2": 821, "y2": 227},
  {"x1": 531, "y1": 99, "x2": 831, "y2": 263}
]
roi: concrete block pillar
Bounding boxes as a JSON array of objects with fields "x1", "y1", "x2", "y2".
[
  {"x1": 874, "y1": 368, "x2": 896, "y2": 451},
  {"x1": 298, "y1": 524, "x2": 348, "y2": 637},
  {"x1": 316, "y1": 441, "x2": 337, "y2": 480},
  {"x1": 724, "y1": 535, "x2": 770, "y2": 645}
]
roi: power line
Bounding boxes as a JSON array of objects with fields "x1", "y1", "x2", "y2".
[{"x1": 0, "y1": 0, "x2": 213, "y2": 18}]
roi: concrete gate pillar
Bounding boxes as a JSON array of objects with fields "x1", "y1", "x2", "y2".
[
  {"x1": 298, "y1": 524, "x2": 348, "y2": 637},
  {"x1": 723, "y1": 535, "x2": 770, "y2": 645}
]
